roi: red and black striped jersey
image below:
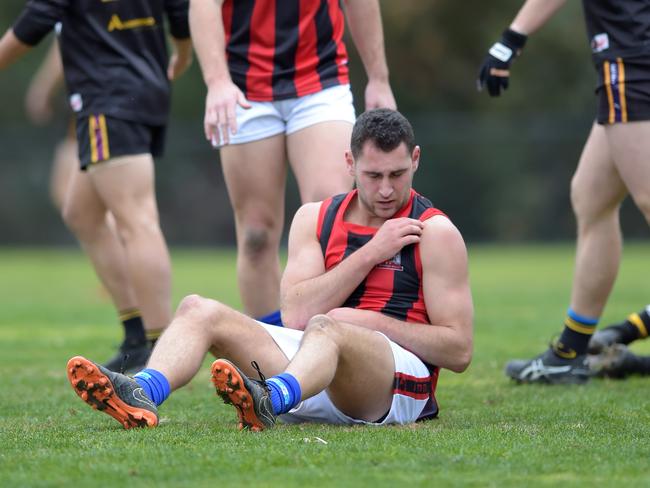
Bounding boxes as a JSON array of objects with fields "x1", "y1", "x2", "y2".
[
  {"x1": 317, "y1": 189, "x2": 446, "y2": 421},
  {"x1": 317, "y1": 189, "x2": 446, "y2": 325},
  {"x1": 222, "y1": 0, "x2": 350, "y2": 101}
]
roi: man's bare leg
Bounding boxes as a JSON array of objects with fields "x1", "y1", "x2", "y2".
[
  {"x1": 284, "y1": 315, "x2": 395, "y2": 422},
  {"x1": 146, "y1": 295, "x2": 289, "y2": 389},
  {"x1": 287, "y1": 121, "x2": 354, "y2": 202},
  {"x1": 63, "y1": 168, "x2": 138, "y2": 313},
  {"x1": 89, "y1": 154, "x2": 172, "y2": 332},
  {"x1": 49, "y1": 136, "x2": 78, "y2": 212},
  {"x1": 569, "y1": 123, "x2": 628, "y2": 318},
  {"x1": 220, "y1": 135, "x2": 287, "y2": 318}
]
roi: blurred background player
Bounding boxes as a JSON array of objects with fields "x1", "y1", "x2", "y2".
[
  {"x1": 1, "y1": 0, "x2": 193, "y2": 372},
  {"x1": 478, "y1": 0, "x2": 650, "y2": 384},
  {"x1": 190, "y1": 0, "x2": 396, "y2": 325},
  {"x1": 24, "y1": 38, "x2": 76, "y2": 212}
]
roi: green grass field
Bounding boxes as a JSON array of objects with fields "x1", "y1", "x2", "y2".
[{"x1": 1, "y1": 244, "x2": 649, "y2": 487}]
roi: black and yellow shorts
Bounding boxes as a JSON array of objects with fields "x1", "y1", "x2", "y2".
[
  {"x1": 596, "y1": 57, "x2": 650, "y2": 125},
  {"x1": 76, "y1": 114, "x2": 166, "y2": 170}
]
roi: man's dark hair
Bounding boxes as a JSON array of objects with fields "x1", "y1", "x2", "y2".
[{"x1": 350, "y1": 108, "x2": 415, "y2": 159}]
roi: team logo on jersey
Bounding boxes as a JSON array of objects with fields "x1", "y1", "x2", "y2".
[
  {"x1": 69, "y1": 94, "x2": 83, "y2": 112},
  {"x1": 107, "y1": 15, "x2": 156, "y2": 32},
  {"x1": 591, "y1": 33, "x2": 609, "y2": 53},
  {"x1": 376, "y1": 252, "x2": 403, "y2": 271}
]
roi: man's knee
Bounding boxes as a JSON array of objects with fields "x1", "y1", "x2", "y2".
[
  {"x1": 304, "y1": 314, "x2": 341, "y2": 342},
  {"x1": 240, "y1": 226, "x2": 277, "y2": 259},
  {"x1": 570, "y1": 175, "x2": 619, "y2": 225},
  {"x1": 175, "y1": 294, "x2": 236, "y2": 329},
  {"x1": 62, "y1": 200, "x2": 103, "y2": 238}
]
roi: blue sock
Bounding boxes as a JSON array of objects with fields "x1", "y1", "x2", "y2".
[
  {"x1": 266, "y1": 373, "x2": 301, "y2": 415},
  {"x1": 133, "y1": 368, "x2": 171, "y2": 406},
  {"x1": 256, "y1": 309, "x2": 283, "y2": 327}
]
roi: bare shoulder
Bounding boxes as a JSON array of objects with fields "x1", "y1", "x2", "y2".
[
  {"x1": 421, "y1": 214, "x2": 466, "y2": 248},
  {"x1": 288, "y1": 201, "x2": 323, "y2": 239}
]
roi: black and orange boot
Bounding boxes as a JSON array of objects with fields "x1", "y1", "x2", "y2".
[
  {"x1": 67, "y1": 356, "x2": 158, "y2": 429},
  {"x1": 211, "y1": 359, "x2": 276, "y2": 431}
]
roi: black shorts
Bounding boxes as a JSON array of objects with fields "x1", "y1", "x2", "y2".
[
  {"x1": 596, "y1": 56, "x2": 650, "y2": 125},
  {"x1": 76, "y1": 114, "x2": 166, "y2": 170}
]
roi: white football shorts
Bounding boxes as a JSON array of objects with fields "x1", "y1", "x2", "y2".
[
  {"x1": 256, "y1": 321, "x2": 435, "y2": 426},
  {"x1": 224, "y1": 84, "x2": 356, "y2": 145}
]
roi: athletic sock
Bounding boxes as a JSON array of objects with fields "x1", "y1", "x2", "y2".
[
  {"x1": 119, "y1": 309, "x2": 146, "y2": 347},
  {"x1": 608, "y1": 305, "x2": 650, "y2": 344},
  {"x1": 554, "y1": 308, "x2": 599, "y2": 357},
  {"x1": 265, "y1": 373, "x2": 301, "y2": 415},
  {"x1": 133, "y1": 368, "x2": 171, "y2": 406},
  {"x1": 256, "y1": 309, "x2": 283, "y2": 327},
  {"x1": 146, "y1": 329, "x2": 163, "y2": 348}
]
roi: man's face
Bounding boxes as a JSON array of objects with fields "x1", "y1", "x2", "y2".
[{"x1": 346, "y1": 141, "x2": 420, "y2": 220}]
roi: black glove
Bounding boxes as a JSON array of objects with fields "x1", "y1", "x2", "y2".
[{"x1": 477, "y1": 28, "x2": 528, "y2": 97}]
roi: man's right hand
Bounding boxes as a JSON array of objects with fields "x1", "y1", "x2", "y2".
[
  {"x1": 477, "y1": 28, "x2": 527, "y2": 97},
  {"x1": 366, "y1": 217, "x2": 424, "y2": 264},
  {"x1": 204, "y1": 78, "x2": 251, "y2": 147}
]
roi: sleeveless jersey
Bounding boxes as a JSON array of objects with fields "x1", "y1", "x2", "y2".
[
  {"x1": 317, "y1": 189, "x2": 447, "y2": 421},
  {"x1": 222, "y1": 0, "x2": 350, "y2": 101}
]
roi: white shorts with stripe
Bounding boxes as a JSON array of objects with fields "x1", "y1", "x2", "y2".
[{"x1": 256, "y1": 322, "x2": 436, "y2": 426}]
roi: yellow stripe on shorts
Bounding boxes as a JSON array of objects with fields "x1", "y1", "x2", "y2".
[
  {"x1": 603, "y1": 61, "x2": 615, "y2": 124},
  {"x1": 616, "y1": 58, "x2": 628, "y2": 123}
]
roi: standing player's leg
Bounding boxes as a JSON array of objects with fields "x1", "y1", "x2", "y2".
[
  {"x1": 88, "y1": 154, "x2": 173, "y2": 338},
  {"x1": 220, "y1": 134, "x2": 287, "y2": 319},
  {"x1": 286, "y1": 85, "x2": 356, "y2": 203},
  {"x1": 586, "y1": 121, "x2": 650, "y2": 352},
  {"x1": 505, "y1": 123, "x2": 628, "y2": 383},
  {"x1": 287, "y1": 120, "x2": 354, "y2": 202},
  {"x1": 49, "y1": 134, "x2": 78, "y2": 212}
]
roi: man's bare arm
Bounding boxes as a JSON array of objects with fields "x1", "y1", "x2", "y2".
[
  {"x1": 0, "y1": 30, "x2": 31, "y2": 70},
  {"x1": 189, "y1": 0, "x2": 250, "y2": 145},
  {"x1": 343, "y1": 0, "x2": 396, "y2": 110},
  {"x1": 510, "y1": 0, "x2": 568, "y2": 35}
]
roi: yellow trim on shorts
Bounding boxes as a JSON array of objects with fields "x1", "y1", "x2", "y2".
[
  {"x1": 603, "y1": 61, "x2": 615, "y2": 124},
  {"x1": 564, "y1": 317, "x2": 596, "y2": 335},
  {"x1": 99, "y1": 115, "x2": 110, "y2": 160},
  {"x1": 629, "y1": 313, "x2": 648, "y2": 338},
  {"x1": 89, "y1": 116, "x2": 99, "y2": 163},
  {"x1": 616, "y1": 58, "x2": 628, "y2": 123}
]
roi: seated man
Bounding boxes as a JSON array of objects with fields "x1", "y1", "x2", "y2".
[{"x1": 66, "y1": 109, "x2": 473, "y2": 430}]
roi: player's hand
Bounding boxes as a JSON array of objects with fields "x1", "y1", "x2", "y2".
[
  {"x1": 366, "y1": 217, "x2": 424, "y2": 264},
  {"x1": 203, "y1": 78, "x2": 251, "y2": 147},
  {"x1": 477, "y1": 28, "x2": 527, "y2": 97},
  {"x1": 364, "y1": 79, "x2": 396, "y2": 110}
]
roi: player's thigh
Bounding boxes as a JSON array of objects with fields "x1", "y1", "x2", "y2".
[
  {"x1": 220, "y1": 134, "x2": 287, "y2": 228},
  {"x1": 605, "y1": 121, "x2": 650, "y2": 214},
  {"x1": 325, "y1": 322, "x2": 395, "y2": 421},
  {"x1": 88, "y1": 154, "x2": 158, "y2": 224},
  {"x1": 285, "y1": 84, "x2": 355, "y2": 203},
  {"x1": 287, "y1": 121, "x2": 354, "y2": 203},
  {"x1": 571, "y1": 123, "x2": 627, "y2": 217},
  {"x1": 63, "y1": 167, "x2": 108, "y2": 227}
]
